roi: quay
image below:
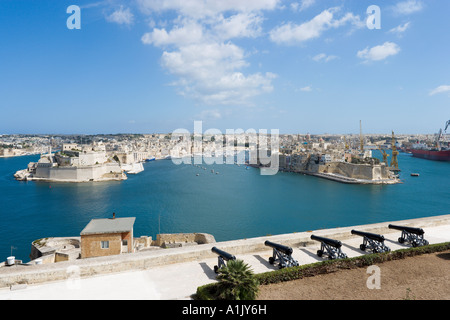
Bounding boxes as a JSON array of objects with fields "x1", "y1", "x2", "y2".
[{"x1": 0, "y1": 214, "x2": 449, "y2": 300}]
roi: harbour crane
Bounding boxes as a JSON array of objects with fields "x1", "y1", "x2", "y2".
[
  {"x1": 378, "y1": 147, "x2": 390, "y2": 165},
  {"x1": 343, "y1": 136, "x2": 349, "y2": 150},
  {"x1": 435, "y1": 120, "x2": 450, "y2": 150},
  {"x1": 390, "y1": 131, "x2": 399, "y2": 170},
  {"x1": 359, "y1": 120, "x2": 364, "y2": 153}
]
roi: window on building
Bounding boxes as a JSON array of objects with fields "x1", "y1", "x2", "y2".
[{"x1": 101, "y1": 241, "x2": 109, "y2": 249}]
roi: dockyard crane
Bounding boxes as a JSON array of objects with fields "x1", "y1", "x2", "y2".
[
  {"x1": 390, "y1": 131, "x2": 399, "y2": 170},
  {"x1": 435, "y1": 120, "x2": 450, "y2": 150},
  {"x1": 436, "y1": 128, "x2": 443, "y2": 150},
  {"x1": 359, "y1": 120, "x2": 364, "y2": 153},
  {"x1": 378, "y1": 147, "x2": 390, "y2": 165},
  {"x1": 343, "y1": 136, "x2": 349, "y2": 150}
]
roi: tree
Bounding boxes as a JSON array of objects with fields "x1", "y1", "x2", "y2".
[{"x1": 215, "y1": 259, "x2": 259, "y2": 300}]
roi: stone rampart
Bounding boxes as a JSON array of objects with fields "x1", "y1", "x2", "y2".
[{"x1": 1, "y1": 215, "x2": 449, "y2": 288}]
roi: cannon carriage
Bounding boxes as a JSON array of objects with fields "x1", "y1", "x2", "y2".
[
  {"x1": 388, "y1": 224, "x2": 429, "y2": 247},
  {"x1": 211, "y1": 247, "x2": 236, "y2": 273},
  {"x1": 264, "y1": 240, "x2": 299, "y2": 269},
  {"x1": 351, "y1": 230, "x2": 391, "y2": 253},
  {"x1": 310, "y1": 235, "x2": 348, "y2": 260}
]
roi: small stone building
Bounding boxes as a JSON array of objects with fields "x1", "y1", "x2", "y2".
[{"x1": 80, "y1": 216, "x2": 135, "y2": 259}]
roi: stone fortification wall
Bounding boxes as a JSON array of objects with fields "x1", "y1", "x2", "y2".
[
  {"x1": 318, "y1": 162, "x2": 389, "y2": 180},
  {"x1": 33, "y1": 163, "x2": 124, "y2": 182},
  {"x1": 154, "y1": 233, "x2": 216, "y2": 247},
  {"x1": 1, "y1": 215, "x2": 448, "y2": 289}
]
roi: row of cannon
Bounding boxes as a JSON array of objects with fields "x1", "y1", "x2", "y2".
[{"x1": 211, "y1": 224, "x2": 429, "y2": 272}]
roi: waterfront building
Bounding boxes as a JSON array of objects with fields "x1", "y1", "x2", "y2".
[{"x1": 80, "y1": 215, "x2": 135, "y2": 259}]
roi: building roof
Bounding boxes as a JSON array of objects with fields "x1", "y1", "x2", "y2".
[{"x1": 80, "y1": 217, "x2": 136, "y2": 235}]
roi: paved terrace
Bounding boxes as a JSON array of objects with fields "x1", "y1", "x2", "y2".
[{"x1": 1, "y1": 214, "x2": 449, "y2": 300}]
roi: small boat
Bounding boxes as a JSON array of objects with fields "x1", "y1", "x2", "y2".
[{"x1": 411, "y1": 173, "x2": 420, "y2": 177}]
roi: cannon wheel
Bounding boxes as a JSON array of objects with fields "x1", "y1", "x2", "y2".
[
  {"x1": 398, "y1": 237, "x2": 405, "y2": 244},
  {"x1": 317, "y1": 250, "x2": 323, "y2": 257},
  {"x1": 268, "y1": 257, "x2": 275, "y2": 264},
  {"x1": 214, "y1": 265, "x2": 218, "y2": 273},
  {"x1": 360, "y1": 244, "x2": 366, "y2": 251}
]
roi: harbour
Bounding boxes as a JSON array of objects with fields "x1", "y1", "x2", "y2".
[{"x1": 1, "y1": 150, "x2": 449, "y2": 263}]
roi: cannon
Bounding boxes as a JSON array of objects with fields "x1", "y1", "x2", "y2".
[
  {"x1": 211, "y1": 247, "x2": 236, "y2": 273},
  {"x1": 264, "y1": 240, "x2": 299, "y2": 269},
  {"x1": 310, "y1": 235, "x2": 348, "y2": 260},
  {"x1": 388, "y1": 224, "x2": 429, "y2": 247},
  {"x1": 351, "y1": 230, "x2": 390, "y2": 253}
]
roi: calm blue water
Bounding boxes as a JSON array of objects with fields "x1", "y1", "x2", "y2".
[{"x1": 1, "y1": 152, "x2": 449, "y2": 262}]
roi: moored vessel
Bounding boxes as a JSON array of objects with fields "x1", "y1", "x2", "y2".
[{"x1": 408, "y1": 148, "x2": 450, "y2": 162}]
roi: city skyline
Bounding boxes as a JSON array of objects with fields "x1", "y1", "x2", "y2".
[{"x1": 0, "y1": 0, "x2": 449, "y2": 135}]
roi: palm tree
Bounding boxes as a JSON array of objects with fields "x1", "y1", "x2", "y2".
[{"x1": 216, "y1": 259, "x2": 259, "y2": 300}]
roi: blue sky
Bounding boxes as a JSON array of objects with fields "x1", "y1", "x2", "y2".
[{"x1": 0, "y1": 0, "x2": 449, "y2": 135}]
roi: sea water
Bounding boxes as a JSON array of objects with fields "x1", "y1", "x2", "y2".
[{"x1": 0, "y1": 152, "x2": 449, "y2": 262}]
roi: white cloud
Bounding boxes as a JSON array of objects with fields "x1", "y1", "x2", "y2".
[
  {"x1": 197, "y1": 109, "x2": 222, "y2": 120},
  {"x1": 312, "y1": 53, "x2": 338, "y2": 62},
  {"x1": 140, "y1": 2, "x2": 279, "y2": 106},
  {"x1": 137, "y1": 0, "x2": 280, "y2": 19},
  {"x1": 291, "y1": 0, "x2": 316, "y2": 12},
  {"x1": 392, "y1": 0, "x2": 424, "y2": 15},
  {"x1": 300, "y1": 86, "x2": 312, "y2": 92},
  {"x1": 142, "y1": 20, "x2": 204, "y2": 47},
  {"x1": 357, "y1": 42, "x2": 401, "y2": 62},
  {"x1": 213, "y1": 13, "x2": 263, "y2": 40},
  {"x1": 429, "y1": 85, "x2": 450, "y2": 96},
  {"x1": 106, "y1": 6, "x2": 134, "y2": 25},
  {"x1": 269, "y1": 8, "x2": 364, "y2": 45},
  {"x1": 388, "y1": 22, "x2": 411, "y2": 35}
]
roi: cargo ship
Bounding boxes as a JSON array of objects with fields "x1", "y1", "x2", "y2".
[
  {"x1": 408, "y1": 120, "x2": 450, "y2": 161},
  {"x1": 408, "y1": 148, "x2": 450, "y2": 162}
]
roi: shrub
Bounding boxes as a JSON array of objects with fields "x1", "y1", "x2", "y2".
[{"x1": 215, "y1": 259, "x2": 259, "y2": 300}]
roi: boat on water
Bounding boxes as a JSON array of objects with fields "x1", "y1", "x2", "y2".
[
  {"x1": 407, "y1": 120, "x2": 450, "y2": 162},
  {"x1": 408, "y1": 148, "x2": 450, "y2": 162},
  {"x1": 145, "y1": 156, "x2": 156, "y2": 162},
  {"x1": 411, "y1": 173, "x2": 420, "y2": 177}
]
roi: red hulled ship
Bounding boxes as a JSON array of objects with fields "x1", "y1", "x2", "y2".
[
  {"x1": 409, "y1": 148, "x2": 450, "y2": 161},
  {"x1": 408, "y1": 120, "x2": 450, "y2": 161}
]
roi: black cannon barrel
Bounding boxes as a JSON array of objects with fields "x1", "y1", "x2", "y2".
[
  {"x1": 351, "y1": 230, "x2": 385, "y2": 242},
  {"x1": 211, "y1": 247, "x2": 236, "y2": 261},
  {"x1": 264, "y1": 240, "x2": 293, "y2": 255},
  {"x1": 388, "y1": 224, "x2": 424, "y2": 235},
  {"x1": 310, "y1": 235, "x2": 342, "y2": 248}
]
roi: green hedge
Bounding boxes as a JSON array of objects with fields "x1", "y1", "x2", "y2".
[{"x1": 195, "y1": 242, "x2": 450, "y2": 300}]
